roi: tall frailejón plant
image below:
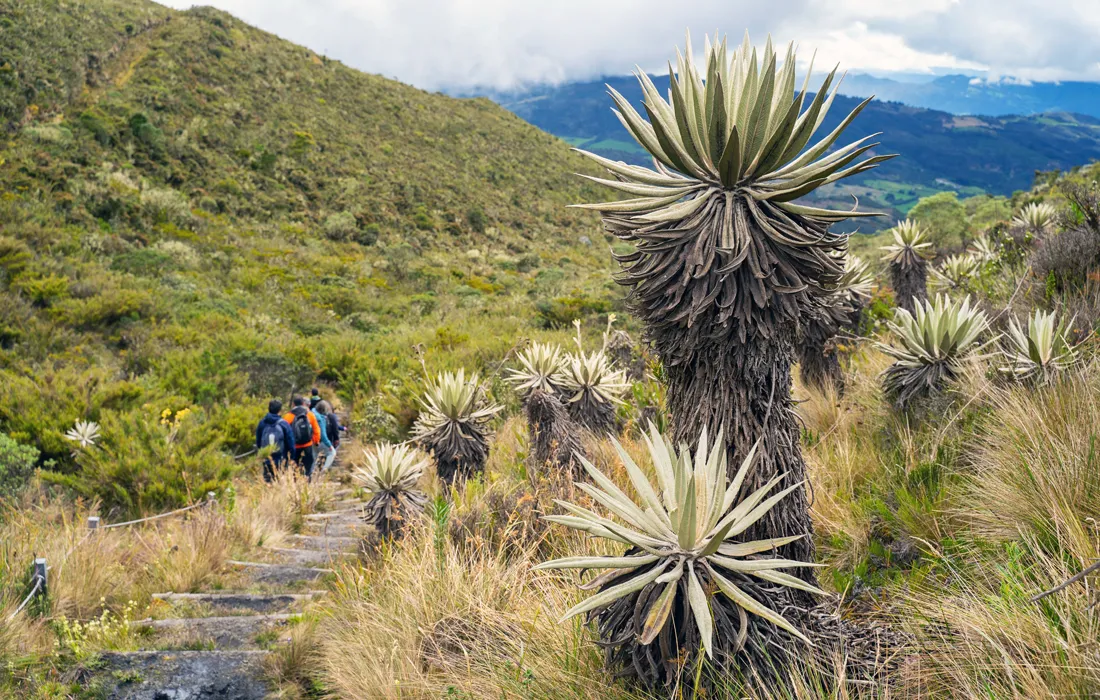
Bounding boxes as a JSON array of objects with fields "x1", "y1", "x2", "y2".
[
  {"x1": 572, "y1": 33, "x2": 892, "y2": 571},
  {"x1": 881, "y1": 220, "x2": 933, "y2": 313},
  {"x1": 353, "y1": 443, "x2": 429, "y2": 540},
  {"x1": 506, "y1": 342, "x2": 586, "y2": 478},
  {"x1": 538, "y1": 424, "x2": 822, "y2": 688},
  {"x1": 412, "y1": 370, "x2": 502, "y2": 483}
]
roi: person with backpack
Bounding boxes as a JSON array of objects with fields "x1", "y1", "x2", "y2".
[
  {"x1": 283, "y1": 396, "x2": 321, "y2": 479},
  {"x1": 314, "y1": 399, "x2": 341, "y2": 472},
  {"x1": 310, "y1": 394, "x2": 333, "y2": 471},
  {"x1": 255, "y1": 399, "x2": 296, "y2": 483}
]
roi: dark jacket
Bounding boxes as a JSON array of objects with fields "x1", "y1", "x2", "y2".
[
  {"x1": 255, "y1": 412, "x2": 296, "y2": 462},
  {"x1": 318, "y1": 401, "x2": 341, "y2": 446}
]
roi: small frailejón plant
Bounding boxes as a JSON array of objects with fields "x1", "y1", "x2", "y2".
[
  {"x1": 931, "y1": 253, "x2": 980, "y2": 292},
  {"x1": 1012, "y1": 201, "x2": 1059, "y2": 241},
  {"x1": 412, "y1": 370, "x2": 502, "y2": 483},
  {"x1": 537, "y1": 424, "x2": 821, "y2": 688},
  {"x1": 879, "y1": 295, "x2": 993, "y2": 408},
  {"x1": 353, "y1": 443, "x2": 429, "y2": 540},
  {"x1": 881, "y1": 220, "x2": 933, "y2": 313},
  {"x1": 554, "y1": 323, "x2": 629, "y2": 434},
  {"x1": 505, "y1": 342, "x2": 567, "y2": 400},
  {"x1": 999, "y1": 309, "x2": 1078, "y2": 384},
  {"x1": 65, "y1": 420, "x2": 101, "y2": 449},
  {"x1": 571, "y1": 32, "x2": 891, "y2": 586},
  {"x1": 967, "y1": 233, "x2": 998, "y2": 264}
]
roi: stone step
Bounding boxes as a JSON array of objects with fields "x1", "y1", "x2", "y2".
[
  {"x1": 265, "y1": 546, "x2": 352, "y2": 567},
  {"x1": 96, "y1": 650, "x2": 268, "y2": 699},
  {"x1": 288, "y1": 534, "x2": 361, "y2": 551},
  {"x1": 139, "y1": 614, "x2": 293, "y2": 651},
  {"x1": 304, "y1": 510, "x2": 360, "y2": 520},
  {"x1": 150, "y1": 592, "x2": 323, "y2": 615},
  {"x1": 302, "y1": 518, "x2": 365, "y2": 538},
  {"x1": 227, "y1": 560, "x2": 333, "y2": 586}
]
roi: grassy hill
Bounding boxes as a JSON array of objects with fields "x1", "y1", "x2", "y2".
[
  {"x1": 482, "y1": 77, "x2": 1100, "y2": 226},
  {"x1": 0, "y1": 0, "x2": 615, "y2": 512}
]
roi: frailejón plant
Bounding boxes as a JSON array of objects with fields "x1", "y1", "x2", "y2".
[
  {"x1": 881, "y1": 219, "x2": 933, "y2": 313},
  {"x1": 353, "y1": 443, "x2": 429, "y2": 539},
  {"x1": 412, "y1": 369, "x2": 501, "y2": 483},
  {"x1": 879, "y1": 295, "x2": 993, "y2": 408},
  {"x1": 538, "y1": 424, "x2": 821, "y2": 687},
  {"x1": 999, "y1": 309, "x2": 1078, "y2": 383}
]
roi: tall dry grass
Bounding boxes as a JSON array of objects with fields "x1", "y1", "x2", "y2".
[
  {"x1": 893, "y1": 362, "x2": 1100, "y2": 697},
  {"x1": 318, "y1": 524, "x2": 636, "y2": 699}
]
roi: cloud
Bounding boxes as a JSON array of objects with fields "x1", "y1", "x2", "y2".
[{"x1": 157, "y1": 0, "x2": 1100, "y2": 89}]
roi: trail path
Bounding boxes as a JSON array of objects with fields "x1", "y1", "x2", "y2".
[{"x1": 95, "y1": 421, "x2": 365, "y2": 699}]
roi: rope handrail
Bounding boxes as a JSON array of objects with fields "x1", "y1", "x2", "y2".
[
  {"x1": 100, "y1": 499, "x2": 211, "y2": 529},
  {"x1": 5, "y1": 575, "x2": 43, "y2": 622},
  {"x1": 5, "y1": 495, "x2": 217, "y2": 624}
]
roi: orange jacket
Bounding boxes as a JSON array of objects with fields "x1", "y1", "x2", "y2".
[{"x1": 283, "y1": 410, "x2": 321, "y2": 449}]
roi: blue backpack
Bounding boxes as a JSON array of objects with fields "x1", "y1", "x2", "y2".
[{"x1": 260, "y1": 421, "x2": 285, "y2": 454}]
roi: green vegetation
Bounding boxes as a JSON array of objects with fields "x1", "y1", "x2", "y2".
[
  {"x1": 0, "y1": 0, "x2": 613, "y2": 515},
  {"x1": 5, "y1": 2, "x2": 1100, "y2": 698}
]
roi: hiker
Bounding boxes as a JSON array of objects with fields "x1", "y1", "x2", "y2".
[
  {"x1": 255, "y1": 399, "x2": 296, "y2": 483},
  {"x1": 310, "y1": 392, "x2": 334, "y2": 472},
  {"x1": 314, "y1": 398, "x2": 341, "y2": 471},
  {"x1": 283, "y1": 396, "x2": 321, "y2": 479}
]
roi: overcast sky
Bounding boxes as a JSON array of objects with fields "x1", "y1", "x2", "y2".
[{"x1": 159, "y1": 0, "x2": 1100, "y2": 90}]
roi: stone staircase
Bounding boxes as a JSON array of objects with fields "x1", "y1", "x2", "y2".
[{"x1": 96, "y1": 427, "x2": 367, "y2": 699}]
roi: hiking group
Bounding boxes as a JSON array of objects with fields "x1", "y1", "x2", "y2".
[{"x1": 254, "y1": 388, "x2": 344, "y2": 482}]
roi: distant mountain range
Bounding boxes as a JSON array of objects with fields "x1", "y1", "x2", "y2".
[
  {"x1": 472, "y1": 76, "x2": 1100, "y2": 228},
  {"x1": 834, "y1": 73, "x2": 1100, "y2": 120}
]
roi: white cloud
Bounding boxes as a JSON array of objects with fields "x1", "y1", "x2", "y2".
[{"x1": 156, "y1": 0, "x2": 1100, "y2": 89}]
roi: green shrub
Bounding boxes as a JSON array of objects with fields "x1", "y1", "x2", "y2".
[
  {"x1": 466, "y1": 206, "x2": 487, "y2": 233},
  {"x1": 52, "y1": 287, "x2": 153, "y2": 329},
  {"x1": 12, "y1": 274, "x2": 70, "y2": 307},
  {"x1": 0, "y1": 236, "x2": 33, "y2": 279},
  {"x1": 140, "y1": 187, "x2": 192, "y2": 225},
  {"x1": 0, "y1": 432, "x2": 41, "y2": 499},
  {"x1": 323, "y1": 211, "x2": 359, "y2": 241},
  {"x1": 41, "y1": 407, "x2": 238, "y2": 517},
  {"x1": 535, "y1": 294, "x2": 611, "y2": 328},
  {"x1": 356, "y1": 223, "x2": 380, "y2": 246}
]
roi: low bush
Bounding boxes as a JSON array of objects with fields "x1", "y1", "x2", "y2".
[
  {"x1": 40, "y1": 407, "x2": 238, "y2": 517},
  {"x1": 0, "y1": 432, "x2": 41, "y2": 500},
  {"x1": 534, "y1": 293, "x2": 611, "y2": 328},
  {"x1": 1030, "y1": 227, "x2": 1100, "y2": 289}
]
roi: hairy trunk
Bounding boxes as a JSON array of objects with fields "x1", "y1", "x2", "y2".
[
  {"x1": 423, "y1": 431, "x2": 489, "y2": 484},
  {"x1": 525, "y1": 390, "x2": 585, "y2": 478},
  {"x1": 797, "y1": 339, "x2": 843, "y2": 393},
  {"x1": 660, "y1": 330, "x2": 815, "y2": 584},
  {"x1": 797, "y1": 300, "x2": 851, "y2": 394},
  {"x1": 564, "y1": 393, "x2": 619, "y2": 436},
  {"x1": 890, "y1": 262, "x2": 927, "y2": 314}
]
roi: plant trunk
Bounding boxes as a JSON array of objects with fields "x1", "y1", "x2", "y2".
[
  {"x1": 525, "y1": 390, "x2": 584, "y2": 478},
  {"x1": 890, "y1": 262, "x2": 927, "y2": 314},
  {"x1": 660, "y1": 330, "x2": 816, "y2": 587},
  {"x1": 797, "y1": 339, "x2": 843, "y2": 394}
]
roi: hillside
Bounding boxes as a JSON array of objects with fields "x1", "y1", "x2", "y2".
[
  {"x1": 0, "y1": 0, "x2": 613, "y2": 510},
  {"x1": 482, "y1": 76, "x2": 1100, "y2": 224}
]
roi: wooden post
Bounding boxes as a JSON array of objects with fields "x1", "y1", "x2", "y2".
[
  {"x1": 87, "y1": 516, "x2": 100, "y2": 531},
  {"x1": 206, "y1": 491, "x2": 217, "y2": 506},
  {"x1": 34, "y1": 558, "x2": 47, "y2": 600}
]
